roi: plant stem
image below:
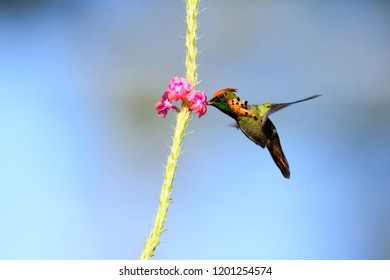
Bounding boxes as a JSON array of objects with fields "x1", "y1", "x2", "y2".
[
  {"x1": 185, "y1": 0, "x2": 199, "y2": 85},
  {"x1": 140, "y1": 0, "x2": 200, "y2": 260}
]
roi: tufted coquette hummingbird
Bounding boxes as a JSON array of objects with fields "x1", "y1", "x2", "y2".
[{"x1": 207, "y1": 88, "x2": 320, "y2": 179}]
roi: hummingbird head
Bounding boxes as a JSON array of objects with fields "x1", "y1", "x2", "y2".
[{"x1": 207, "y1": 88, "x2": 239, "y2": 116}]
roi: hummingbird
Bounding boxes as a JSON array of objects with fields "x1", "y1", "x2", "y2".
[{"x1": 207, "y1": 88, "x2": 320, "y2": 179}]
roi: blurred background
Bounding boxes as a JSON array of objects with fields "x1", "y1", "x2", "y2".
[{"x1": 1, "y1": 0, "x2": 389, "y2": 259}]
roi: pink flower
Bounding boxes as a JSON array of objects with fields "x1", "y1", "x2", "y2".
[
  {"x1": 155, "y1": 77, "x2": 208, "y2": 118},
  {"x1": 155, "y1": 91, "x2": 180, "y2": 118},
  {"x1": 186, "y1": 90, "x2": 207, "y2": 117},
  {"x1": 167, "y1": 77, "x2": 192, "y2": 101}
]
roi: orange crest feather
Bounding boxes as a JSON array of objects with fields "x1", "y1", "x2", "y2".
[{"x1": 211, "y1": 88, "x2": 237, "y2": 99}]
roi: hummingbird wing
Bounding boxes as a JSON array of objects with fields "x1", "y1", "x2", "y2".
[{"x1": 261, "y1": 94, "x2": 321, "y2": 126}]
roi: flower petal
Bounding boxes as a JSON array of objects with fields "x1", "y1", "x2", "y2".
[
  {"x1": 167, "y1": 77, "x2": 193, "y2": 101},
  {"x1": 155, "y1": 91, "x2": 180, "y2": 117},
  {"x1": 187, "y1": 90, "x2": 208, "y2": 117}
]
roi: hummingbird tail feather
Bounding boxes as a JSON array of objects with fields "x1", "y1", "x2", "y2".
[{"x1": 267, "y1": 139, "x2": 290, "y2": 179}]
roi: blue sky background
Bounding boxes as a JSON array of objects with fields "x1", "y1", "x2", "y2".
[{"x1": 1, "y1": 0, "x2": 389, "y2": 259}]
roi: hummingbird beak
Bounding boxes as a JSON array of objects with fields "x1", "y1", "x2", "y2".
[{"x1": 207, "y1": 100, "x2": 214, "y2": 106}]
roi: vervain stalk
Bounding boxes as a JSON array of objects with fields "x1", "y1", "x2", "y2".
[{"x1": 140, "y1": 0, "x2": 200, "y2": 260}]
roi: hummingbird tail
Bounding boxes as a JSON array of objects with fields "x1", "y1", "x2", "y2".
[{"x1": 267, "y1": 138, "x2": 290, "y2": 179}]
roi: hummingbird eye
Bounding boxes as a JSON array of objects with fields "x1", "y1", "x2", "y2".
[{"x1": 219, "y1": 93, "x2": 225, "y2": 99}]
